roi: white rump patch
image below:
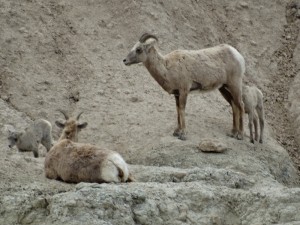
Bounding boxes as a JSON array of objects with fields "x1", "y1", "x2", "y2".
[
  {"x1": 101, "y1": 153, "x2": 129, "y2": 182},
  {"x1": 229, "y1": 46, "x2": 246, "y2": 75}
]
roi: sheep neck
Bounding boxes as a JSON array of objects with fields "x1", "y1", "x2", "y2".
[{"x1": 144, "y1": 48, "x2": 171, "y2": 93}]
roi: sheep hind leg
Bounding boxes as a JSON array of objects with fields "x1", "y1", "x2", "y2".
[
  {"x1": 218, "y1": 86, "x2": 238, "y2": 137},
  {"x1": 253, "y1": 113, "x2": 259, "y2": 142},
  {"x1": 248, "y1": 111, "x2": 255, "y2": 143},
  {"x1": 256, "y1": 106, "x2": 265, "y2": 144},
  {"x1": 231, "y1": 103, "x2": 241, "y2": 139}
]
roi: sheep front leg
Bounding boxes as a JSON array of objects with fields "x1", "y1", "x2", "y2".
[
  {"x1": 173, "y1": 93, "x2": 187, "y2": 140},
  {"x1": 231, "y1": 103, "x2": 239, "y2": 137},
  {"x1": 238, "y1": 102, "x2": 245, "y2": 140},
  {"x1": 32, "y1": 142, "x2": 39, "y2": 158}
]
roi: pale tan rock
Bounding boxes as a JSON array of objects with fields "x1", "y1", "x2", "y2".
[{"x1": 198, "y1": 139, "x2": 228, "y2": 153}]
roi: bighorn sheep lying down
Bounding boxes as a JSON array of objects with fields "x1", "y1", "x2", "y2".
[
  {"x1": 123, "y1": 33, "x2": 245, "y2": 140},
  {"x1": 45, "y1": 111, "x2": 134, "y2": 183},
  {"x1": 7, "y1": 119, "x2": 53, "y2": 158},
  {"x1": 45, "y1": 140, "x2": 132, "y2": 183},
  {"x1": 242, "y1": 85, "x2": 265, "y2": 143}
]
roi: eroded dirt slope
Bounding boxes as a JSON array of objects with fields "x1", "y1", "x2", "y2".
[{"x1": 0, "y1": 0, "x2": 300, "y2": 224}]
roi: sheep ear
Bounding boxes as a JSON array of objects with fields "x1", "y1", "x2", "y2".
[
  {"x1": 77, "y1": 122, "x2": 88, "y2": 129},
  {"x1": 55, "y1": 121, "x2": 65, "y2": 128}
]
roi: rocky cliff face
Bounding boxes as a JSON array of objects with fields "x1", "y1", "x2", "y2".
[{"x1": 0, "y1": 0, "x2": 300, "y2": 224}]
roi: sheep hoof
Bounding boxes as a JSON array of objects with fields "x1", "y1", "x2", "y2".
[
  {"x1": 250, "y1": 139, "x2": 254, "y2": 144},
  {"x1": 173, "y1": 130, "x2": 180, "y2": 137},
  {"x1": 173, "y1": 129, "x2": 187, "y2": 140},
  {"x1": 226, "y1": 133, "x2": 235, "y2": 138},
  {"x1": 236, "y1": 133, "x2": 243, "y2": 140},
  {"x1": 259, "y1": 140, "x2": 263, "y2": 144},
  {"x1": 178, "y1": 134, "x2": 187, "y2": 141},
  {"x1": 227, "y1": 129, "x2": 239, "y2": 139}
]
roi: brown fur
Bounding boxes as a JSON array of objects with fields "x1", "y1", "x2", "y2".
[
  {"x1": 45, "y1": 111, "x2": 133, "y2": 183},
  {"x1": 45, "y1": 140, "x2": 120, "y2": 183},
  {"x1": 123, "y1": 33, "x2": 245, "y2": 140},
  {"x1": 45, "y1": 140, "x2": 132, "y2": 183}
]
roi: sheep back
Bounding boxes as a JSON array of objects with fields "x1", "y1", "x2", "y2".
[
  {"x1": 163, "y1": 44, "x2": 245, "y2": 92},
  {"x1": 242, "y1": 85, "x2": 263, "y2": 114}
]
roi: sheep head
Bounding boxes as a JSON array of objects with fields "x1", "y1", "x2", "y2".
[
  {"x1": 123, "y1": 33, "x2": 158, "y2": 65},
  {"x1": 55, "y1": 110, "x2": 88, "y2": 142},
  {"x1": 7, "y1": 127, "x2": 20, "y2": 148}
]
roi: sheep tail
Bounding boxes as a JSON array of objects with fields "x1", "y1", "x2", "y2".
[{"x1": 108, "y1": 159, "x2": 126, "y2": 182}]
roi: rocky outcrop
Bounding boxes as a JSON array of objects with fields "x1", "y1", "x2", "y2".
[{"x1": 0, "y1": 0, "x2": 299, "y2": 224}]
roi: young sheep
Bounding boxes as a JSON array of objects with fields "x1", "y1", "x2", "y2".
[
  {"x1": 242, "y1": 84, "x2": 265, "y2": 143},
  {"x1": 123, "y1": 33, "x2": 245, "y2": 140},
  {"x1": 7, "y1": 119, "x2": 54, "y2": 158},
  {"x1": 45, "y1": 111, "x2": 134, "y2": 183}
]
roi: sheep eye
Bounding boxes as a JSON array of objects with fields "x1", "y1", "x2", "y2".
[{"x1": 136, "y1": 47, "x2": 142, "y2": 54}]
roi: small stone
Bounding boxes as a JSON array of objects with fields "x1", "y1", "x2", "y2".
[
  {"x1": 173, "y1": 172, "x2": 187, "y2": 180},
  {"x1": 239, "y1": 2, "x2": 249, "y2": 8},
  {"x1": 130, "y1": 96, "x2": 141, "y2": 103},
  {"x1": 98, "y1": 90, "x2": 105, "y2": 95},
  {"x1": 32, "y1": 197, "x2": 48, "y2": 209},
  {"x1": 19, "y1": 27, "x2": 28, "y2": 33},
  {"x1": 198, "y1": 139, "x2": 228, "y2": 153}
]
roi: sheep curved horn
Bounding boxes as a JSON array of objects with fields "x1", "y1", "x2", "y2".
[
  {"x1": 76, "y1": 112, "x2": 84, "y2": 120},
  {"x1": 57, "y1": 109, "x2": 69, "y2": 120},
  {"x1": 139, "y1": 33, "x2": 158, "y2": 43}
]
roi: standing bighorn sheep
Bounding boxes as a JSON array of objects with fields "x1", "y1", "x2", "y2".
[
  {"x1": 123, "y1": 33, "x2": 245, "y2": 140},
  {"x1": 45, "y1": 111, "x2": 134, "y2": 183},
  {"x1": 7, "y1": 119, "x2": 54, "y2": 158},
  {"x1": 242, "y1": 84, "x2": 265, "y2": 143}
]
